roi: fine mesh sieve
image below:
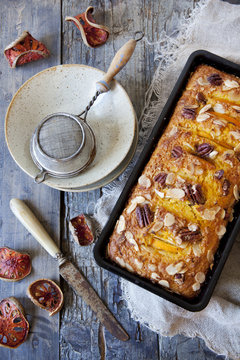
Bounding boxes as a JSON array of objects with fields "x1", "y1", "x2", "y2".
[
  {"x1": 38, "y1": 114, "x2": 85, "y2": 160},
  {"x1": 30, "y1": 33, "x2": 143, "y2": 184}
]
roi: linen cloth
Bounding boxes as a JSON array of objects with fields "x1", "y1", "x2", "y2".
[{"x1": 94, "y1": 1, "x2": 240, "y2": 358}]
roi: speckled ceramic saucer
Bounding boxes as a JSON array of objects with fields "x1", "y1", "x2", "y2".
[{"x1": 5, "y1": 65, "x2": 137, "y2": 190}]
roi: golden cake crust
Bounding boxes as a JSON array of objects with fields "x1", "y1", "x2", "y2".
[{"x1": 108, "y1": 64, "x2": 240, "y2": 298}]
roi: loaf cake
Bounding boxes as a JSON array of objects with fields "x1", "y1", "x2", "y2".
[{"x1": 107, "y1": 64, "x2": 240, "y2": 298}]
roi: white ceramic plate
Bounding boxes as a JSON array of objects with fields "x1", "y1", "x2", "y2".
[
  {"x1": 55, "y1": 120, "x2": 138, "y2": 192},
  {"x1": 5, "y1": 65, "x2": 136, "y2": 190}
]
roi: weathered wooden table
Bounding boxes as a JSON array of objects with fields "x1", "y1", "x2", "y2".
[{"x1": 0, "y1": 1, "x2": 228, "y2": 359}]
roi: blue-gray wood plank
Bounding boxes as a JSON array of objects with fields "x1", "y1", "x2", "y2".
[
  {"x1": 0, "y1": 0, "x2": 61, "y2": 359},
  {"x1": 0, "y1": 0, "x2": 232, "y2": 359}
]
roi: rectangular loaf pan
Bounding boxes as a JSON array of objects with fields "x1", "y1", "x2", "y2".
[{"x1": 94, "y1": 50, "x2": 240, "y2": 312}]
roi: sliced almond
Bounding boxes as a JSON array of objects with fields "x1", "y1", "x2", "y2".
[
  {"x1": 138, "y1": 174, "x2": 151, "y2": 189},
  {"x1": 151, "y1": 272, "x2": 161, "y2": 281},
  {"x1": 134, "y1": 196, "x2": 146, "y2": 204},
  {"x1": 232, "y1": 105, "x2": 240, "y2": 112},
  {"x1": 159, "y1": 280, "x2": 169, "y2": 288},
  {"x1": 207, "y1": 250, "x2": 214, "y2": 263},
  {"x1": 233, "y1": 184, "x2": 239, "y2": 200},
  {"x1": 195, "y1": 272, "x2": 205, "y2": 283},
  {"x1": 223, "y1": 79, "x2": 239, "y2": 89},
  {"x1": 219, "y1": 208, "x2": 226, "y2": 220},
  {"x1": 167, "y1": 262, "x2": 183, "y2": 273},
  {"x1": 192, "y1": 243, "x2": 202, "y2": 257},
  {"x1": 165, "y1": 173, "x2": 176, "y2": 185},
  {"x1": 177, "y1": 175, "x2": 185, "y2": 183},
  {"x1": 127, "y1": 196, "x2": 146, "y2": 214},
  {"x1": 125, "y1": 231, "x2": 139, "y2": 251},
  {"x1": 150, "y1": 221, "x2": 163, "y2": 233},
  {"x1": 164, "y1": 213, "x2": 175, "y2": 227},
  {"x1": 154, "y1": 189, "x2": 165, "y2": 198},
  {"x1": 213, "y1": 119, "x2": 226, "y2": 127},
  {"x1": 202, "y1": 209, "x2": 216, "y2": 221},
  {"x1": 169, "y1": 126, "x2": 178, "y2": 136},
  {"x1": 135, "y1": 259, "x2": 143, "y2": 270},
  {"x1": 213, "y1": 103, "x2": 225, "y2": 114},
  {"x1": 199, "y1": 104, "x2": 212, "y2": 114},
  {"x1": 216, "y1": 225, "x2": 226, "y2": 238},
  {"x1": 127, "y1": 202, "x2": 137, "y2": 214},
  {"x1": 234, "y1": 143, "x2": 240, "y2": 152},
  {"x1": 184, "y1": 142, "x2": 195, "y2": 151},
  {"x1": 196, "y1": 113, "x2": 210, "y2": 122},
  {"x1": 195, "y1": 167, "x2": 204, "y2": 175},
  {"x1": 208, "y1": 150, "x2": 218, "y2": 159},
  {"x1": 116, "y1": 256, "x2": 126, "y2": 268},
  {"x1": 197, "y1": 77, "x2": 209, "y2": 86},
  {"x1": 229, "y1": 131, "x2": 240, "y2": 140},
  {"x1": 165, "y1": 188, "x2": 185, "y2": 199},
  {"x1": 116, "y1": 215, "x2": 126, "y2": 234},
  {"x1": 125, "y1": 263, "x2": 134, "y2": 272},
  {"x1": 188, "y1": 223, "x2": 198, "y2": 231},
  {"x1": 148, "y1": 264, "x2": 157, "y2": 272},
  {"x1": 192, "y1": 282, "x2": 201, "y2": 291}
]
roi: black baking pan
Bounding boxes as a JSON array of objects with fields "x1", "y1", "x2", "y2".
[{"x1": 94, "y1": 50, "x2": 240, "y2": 312}]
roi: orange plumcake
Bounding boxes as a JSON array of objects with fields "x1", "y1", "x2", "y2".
[{"x1": 107, "y1": 64, "x2": 240, "y2": 298}]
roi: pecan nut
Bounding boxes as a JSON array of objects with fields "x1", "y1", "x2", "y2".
[
  {"x1": 195, "y1": 143, "x2": 214, "y2": 157},
  {"x1": 184, "y1": 183, "x2": 205, "y2": 205},
  {"x1": 154, "y1": 172, "x2": 167, "y2": 187},
  {"x1": 214, "y1": 169, "x2": 224, "y2": 180},
  {"x1": 178, "y1": 227, "x2": 202, "y2": 241},
  {"x1": 174, "y1": 273, "x2": 185, "y2": 285},
  {"x1": 136, "y1": 204, "x2": 153, "y2": 228},
  {"x1": 207, "y1": 73, "x2": 223, "y2": 86},
  {"x1": 196, "y1": 92, "x2": 206, "y2": 104},
  {"x1": 222, "y1": 179, "x2": 230, "y2": 196},
  {"x1": 171, "y1": 146, "x2": 183, "y2": 159},
  {"x1": 182, "y1": 107, "x2": 196, "y2": 119}
]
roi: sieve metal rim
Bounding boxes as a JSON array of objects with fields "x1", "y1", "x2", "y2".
[
  {"x1": 35, "y1": 112, "x2": 86, "y2": 162},
  {"x1": 30, "y1": 118, "x2": 96, "y2": 183}
]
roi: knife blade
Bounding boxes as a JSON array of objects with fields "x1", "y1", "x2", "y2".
[
  {"x1": 60, "y1": 260, "x2": 128, "y2": 341},
  {"x1": 10, "y1": 198, "x2": 129, "y2": 342}
]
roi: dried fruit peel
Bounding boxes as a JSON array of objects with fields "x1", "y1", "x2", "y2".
[
  {"x1": 0, "y1": 247, "x2": 31, "y2": 282},
  {"x1": 4, "y1": 30, "x2": 50, "y2": 68},
  {"x1": 27, "y1": 279, "x2": 63, "y2": 316},
  {"x1": 69, "y1": 214, "x2": 94, "y2": 246},
  {"x1": 65, "y1": 6, "x2": 109, "y2": 48},
  {"x1": 0, "y1": 297, "x2": 29, "y2": 349}
]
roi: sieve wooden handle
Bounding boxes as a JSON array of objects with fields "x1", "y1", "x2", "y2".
[
  {"x1": 96, "y1": 34, "x2": 143, "y2": 93},
  {"x1": 10, "y1": 198, "x2": 61, "y2": 259}
]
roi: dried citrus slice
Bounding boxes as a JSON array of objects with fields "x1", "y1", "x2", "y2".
[
  {"x1": 0, "y1": 247, "x2": 31, "y2": 282},
  {"x1": 65, "y1": 6, "x2": 109, "y2": 48},
  {"x1": 4, "y1": 30, "x2": 50, "y2": 68},
  {"x1": 0, "y1": 297, "x2": 29, "y2": 349},
  {"x1": 27, "y1": 279, "x2": 63, "y2": 316},
  {"x1": 69, "y1": 214, "x2": 94, "y2": 246}
]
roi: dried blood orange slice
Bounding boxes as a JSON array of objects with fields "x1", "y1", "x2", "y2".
[
  {"x1": 0, "y1": 297, "x2": 29, "y2": 349},
  {"x1": 65, "y1": 6, "x2": 109, "y2": 48},
  {"x1": 0, "y1": 247, "x2": 31, "y2": 282},
  {"x1": 69, "y1": 214, "x2": 94, "y2": 246},
  {"x1": 4, "y1": 30, "x2": 50, "y2": 68},
  {"x1": 27, "y1": 279, "x2": 63, "y2": 316}
]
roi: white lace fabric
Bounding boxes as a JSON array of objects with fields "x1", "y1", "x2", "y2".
[{"x1": 94, "y1": 1, "x2": 240, "y2": 358}]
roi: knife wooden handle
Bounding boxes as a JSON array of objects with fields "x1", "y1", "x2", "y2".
[{"x1": 10, "y1": 198, "x2": 61, "y2": 259}]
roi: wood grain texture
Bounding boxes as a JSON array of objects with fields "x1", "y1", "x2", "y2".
[
  {"x1": 0, "y1": 0, "x2": 61, "y2": 359},
  {"x1": 61, "y1": 0, "x2": 226, "y2": 360},
  {"x1": 0, "y1": 0, "x2": 231, "y2": 359}
]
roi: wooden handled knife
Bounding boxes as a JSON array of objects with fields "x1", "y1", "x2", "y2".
[{"x1": 10, "y1": 198, "x2": 129, "y2": 342}]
